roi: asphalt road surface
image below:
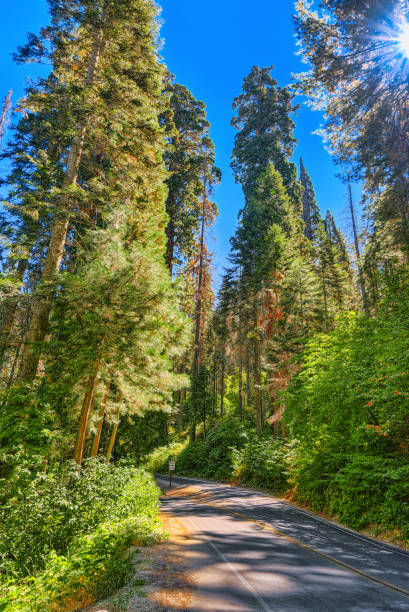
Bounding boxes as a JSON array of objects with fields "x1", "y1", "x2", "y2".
[{"x1": 155, "y1": 475, "x2": 409, "y2": 612}]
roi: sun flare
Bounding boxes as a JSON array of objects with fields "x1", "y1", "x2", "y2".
[{"x1": 398, "y1": 22, "x2": 409, "y2": 58}]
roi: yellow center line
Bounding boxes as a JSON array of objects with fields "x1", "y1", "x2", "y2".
[{"x1": 166, "y1": 488, "x2": 409, "y2": 601}]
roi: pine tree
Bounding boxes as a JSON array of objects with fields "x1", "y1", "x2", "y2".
[
  {"x1": 162, "y1": 83, "x2": 220, "y2": 275},
  {"x1": 299, "y1": 158, "x2": 321, "y2": 242},
  {"x1": 6, "y1": 0, "x2": 170, "y2": 381},
  {"x1": 231, "y1": 66, "x2": 301, "y2": 204},
  {"x1": 295, "y1": 0, "x2": 409, "y2": 249}
]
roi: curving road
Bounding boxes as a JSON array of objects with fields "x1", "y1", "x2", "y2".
[{"x1": 155, "y1": 475, "x2": 409, "y2": 612}]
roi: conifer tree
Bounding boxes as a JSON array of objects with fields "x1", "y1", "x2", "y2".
[
  {"x1": 295, "y1": 0, "x2": 409, "y2": 249},
  {"x1": 231, "y1": 66, "x2": 301, "y2": 204},
  {"x1": 299, "y1": 158, "x2": 321, "y2": 242},
  {"x1": 5, "y1": 0, "x2": 169, "y2": 381},
  {"x1": 162, "y1": 83, "x2": 220, "y2": 275}
]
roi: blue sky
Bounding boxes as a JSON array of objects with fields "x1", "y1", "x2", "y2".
[{"x1": 0, "y1": 1, "x2": 360, "y2": 282}]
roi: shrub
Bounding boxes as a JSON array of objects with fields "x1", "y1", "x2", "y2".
[
  {"x1": 0, "y1": 515, "x2": 163, "y2": 611},
  {"x1": 239, "y1": 437, "x2": 288, "y2": 492},
  {"x1": 0, "y1": 459, "x2": 161, "y2": 578},
  {"x1": 143, "y1": 441, "x2": 187, "y2": 474}
]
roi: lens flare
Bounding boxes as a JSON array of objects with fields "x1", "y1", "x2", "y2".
[{"x1": 398, "y1": 22, "x2": 409, "y2": 58}]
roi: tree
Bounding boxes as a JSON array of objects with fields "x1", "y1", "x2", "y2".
[
  {"x1": 299, "y1": 158, "x2": 321, "y2": 242},
  {"x1": 231, "y1": 66, "x2": 301, "y2": 204},
  {"x1": 295, "y1": 0, "x2": 409, "y2": 249},
  {"x1": 8, "y1": 0, "x2": 169, "y2": 381},
  {"x1": 162, "y1": 83, "x2": 220, "y2": 275}
]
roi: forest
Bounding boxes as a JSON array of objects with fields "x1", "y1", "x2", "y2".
[{"x1": 1, "y1": 0, "x2": 409, "y2": 610}]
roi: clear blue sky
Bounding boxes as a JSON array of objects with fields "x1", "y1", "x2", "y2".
[{"x1": 0, "y1": 1, "x2": 360, "y2": 282}]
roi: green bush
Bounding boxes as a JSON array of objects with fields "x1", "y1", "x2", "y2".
[
  {"x1": 0, "y1": 515, "x2": 163, "y2": 611},
  {"x1": 0, "y1": 459, "x2": 161, "y2": 578},
  {"x1": 175, "y1": 417, "x2": 248, "y2": 481},
  {"x1": 239, "y1": 437, "x2": 288, "y2": 492},
  {"x1": 143, "y1": 441, "x2": 187, "y2": 474}
]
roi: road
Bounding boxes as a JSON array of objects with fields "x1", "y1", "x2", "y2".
[{"x1": 155, "y1": 475, "x2": 409, "y2": 612}]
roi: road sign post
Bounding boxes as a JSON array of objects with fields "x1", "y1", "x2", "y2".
[{"x1": 169, "y1": 460, "x2": 175, "y2": 488}]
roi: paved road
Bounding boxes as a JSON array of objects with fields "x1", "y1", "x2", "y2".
[{"x1": 156, "y1": 475, "x2": 409, "y2": 612}]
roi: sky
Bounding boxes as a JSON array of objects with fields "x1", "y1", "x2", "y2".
[{"x1": 0, "y1": 0, "x2": 360, "y2": 283}]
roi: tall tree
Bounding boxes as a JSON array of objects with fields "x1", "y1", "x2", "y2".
[
  {"x1": 299, "y1": 158, "x2": 321, "y2": 242},
  {"x1": 231, "y1": 66, "x2": 301, "y2": 204},
  {"x1": 162, "y1": 83, "x2": 220, "y2": 275},
  {"x1": 4, "y1": 0, "x2": 170, "y2": 381},
  {"x1": 295, "y1": 0, "x2": 409, "y2": 249}
]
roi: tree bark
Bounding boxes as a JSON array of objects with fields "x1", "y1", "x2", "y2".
[
  {"x1": 74, "y1": 369, "x2": 99, "y2": 465},
  {"x1": 238, "y1": 358, "x2": 243, "y2": 420},
  {"x1": 91, "y1": 378, "x2": 111, "y2": 457},
  {"x1": 190, "y1": 188, "x2": 207, "y2": 442},
  {"x1": 166, "y1": 214, "x2": 176, "y2": 275},
  {"x1": 17, "y1": 31, "x2": 105, "y2": 382},
  {"x1": 253, "y1": 303, "x2": 263, "y2": 436}
]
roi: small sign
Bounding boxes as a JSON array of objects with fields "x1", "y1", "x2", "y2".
[{"x1": 169, "y1": 461, "x2": 175, "y2": 472}]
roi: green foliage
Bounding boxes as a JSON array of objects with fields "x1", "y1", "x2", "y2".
[
  {"x1": 143, "y1": 441, "x2": 187, "y2": 474},
  {"x1": 0, "y1": 460, "x2": 161, "y2": 578},
  {"x1": 1, "y1": 515, "x2": 163, "y2": 611},
  {"x1": 283, "y1": 273, "x2": 409, "y2": 541},
  {"x1": 238, "y1": 437, "x2": 288, "y2": 493}
]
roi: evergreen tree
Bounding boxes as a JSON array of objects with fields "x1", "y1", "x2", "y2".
[
  {"x1": 4, "y1": 0, "x2": 169, "y2": 381},
  {"x1": 299, "y1": 158, "x2": 321, "y2": 241},
  {"x1": 231, "y1": 66, "x2": 301, "y2": 204},
  {"x1": 295, "y1": 0, "x2": 409, "y2": 248},
  {"x1": 162, "y1": 83, "x2": 220, "y2": 275}
]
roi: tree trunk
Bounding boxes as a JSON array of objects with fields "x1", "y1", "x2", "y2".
[
  {"x1": 91, "y1": 378, "x2": 111, "y2": 457},
  {"x1": 246, "y1": 345, "x2": 251, "y2": 407},
  {"x1": 190, "y1": 188, "x2": 207, "y2": 442},
  {"x1": 166, "y1": 214, "x2": 176, "y2": 275},
  {"x1": 238, "y1": 358, "x2": 243, "y2": 420},
  {"x1": 74, "y1": 369, "x2": 99, "y2": 465},
  {"x1": 106, "y1": 393, "x2": 122, "y2": 462},
  {"x1": 17, "y1": 31, "x2": 105, "y2": 382},
  {"x1": 253, "y1": 304, "x2": 263, "y2": 436},
  {"x1": 348, "y1": 176, "x2": 369, "y2": 315},
  {"x1": 220, "y1": 354, "x2": 225, "y2": 417}
]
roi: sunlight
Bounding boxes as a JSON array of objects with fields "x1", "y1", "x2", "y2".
[{"x1": 398, "y1": 22, "x2": 409, "y2": 58}]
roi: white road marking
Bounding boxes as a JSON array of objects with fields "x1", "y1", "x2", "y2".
[{"x1": 185, "y1": 515, "x2": 273, "y2": 612}]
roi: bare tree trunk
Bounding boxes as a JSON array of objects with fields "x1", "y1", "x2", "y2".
[
  {"x1": 166, "y1": 213, "x2": 176, "y2": 275},
  {"x1": 348, "y1": 176, "x2": 369, "y2": 315},
  {"x1": 220, "y1": 353, "x2": 225, "y2": 417},
  {"x1": 246, "y1": 345, "x2": 251, "y2": 407},
  {"x1": 238, "y1": 357, "x2": 243, "y2": 420},
  {"x1": 91, "y1": 378, "x2": 111, "y2": 457},
  {"x1": 74, "y1": 369, "x2": 99, "y2": 465},
  {"x1": 17, "y1": 32, "x2": 105, "y2": 382}
]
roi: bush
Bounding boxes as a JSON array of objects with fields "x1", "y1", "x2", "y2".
[
  {"x1": 143, "y1": 441, "x2": 187, "y2": 474},
  {"x1": 239, "y1": 437, "x2": 288, "y2": 492},
  {"x1": 0, "y1": 459, "x2": 161, "y2": 578},
  {"x1": 0, "y1": 515, "x2": 163, "y2": 611}
]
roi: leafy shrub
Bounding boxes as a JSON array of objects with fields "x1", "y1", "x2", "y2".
[
  {"x1": 0, "y1": 459, "x2": 161, "y2": 578},
  {"x1": 239, "y1": 437, "x2": 288, "y2": 492},
  {"x1": 143, "y1": 441, "x2": 187, "y2": 473},
  {"x1": 176, "y1": 417, "x2": 248, "y2": 481},
  {"x1": 0, "y1": 515, "x2": 163, "y2": 611}
]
